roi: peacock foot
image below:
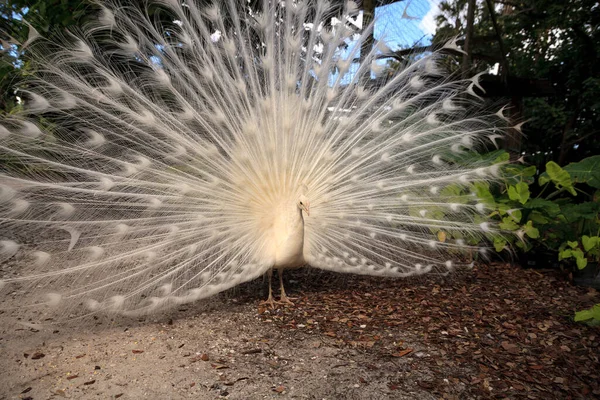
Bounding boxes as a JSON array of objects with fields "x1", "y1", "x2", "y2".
[
  {"x1": 259, "y1": 296, "x2": 297, "y2": 308},
  {"x1": 278, "y1": 295, "x2": 297, "y2": 306},
  {"x1": 259, "y1": 296, "x2": 278, "y2": 309}
]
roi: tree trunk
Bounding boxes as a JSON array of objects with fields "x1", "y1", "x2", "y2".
[
  {"x1": 505, "y1": 96, "x2": 524, "y2": 160},
  {"x1": 462, "y1": 0, "x2": 476, "y2": 79},
  {"x1": 557, "y1": 108, "x2": 579, "y2": 165},
  {"x1": 360, "y1": 0, "x2": 376, "y2": 81}
]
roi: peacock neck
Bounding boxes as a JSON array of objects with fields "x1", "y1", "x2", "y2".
[
  {"x1": 271, "y1": 201, "x2": 305, "y2": 268},
  {"x1": 279, "y1": 201, "x2": 304, "y2": 236}
]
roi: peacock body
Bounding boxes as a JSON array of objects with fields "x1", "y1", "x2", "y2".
[{"x1": 0, "y1": 0, "x2": 505, "y2": 317}]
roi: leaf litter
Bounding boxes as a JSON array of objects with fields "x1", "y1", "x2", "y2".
[{"x1": 0, "y1": 262, "x2": 598, "y2": 399}]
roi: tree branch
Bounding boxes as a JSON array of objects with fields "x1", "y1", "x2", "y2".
[
  {"x1": 462, "y1": 0, "x2": 477, "y2": 79},
  {"x1": 485, "y1": 0, "x2": 509, "y2": 79},
  {"x1": 565, "y1": 131, "x2": 600, "y2": 147}
]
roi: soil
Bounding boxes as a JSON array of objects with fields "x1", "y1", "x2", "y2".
[{"x1": 1, "y1": 263, "x2": 599, "y2": 399}]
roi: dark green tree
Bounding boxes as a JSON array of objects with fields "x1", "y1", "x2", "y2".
[
  {"x1": 0, "y1": 0, "x2": 98, "y2": 110},
  {"x1": 433, "y1": 0, "x2": 600, "y2": 166}
]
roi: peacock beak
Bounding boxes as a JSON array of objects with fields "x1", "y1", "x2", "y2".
[{"x1": 302, "y1": 204, "x2": 310, "y2": 216}]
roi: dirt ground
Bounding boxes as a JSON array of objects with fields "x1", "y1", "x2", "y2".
[{"x1": 1, "y1": 263, "x2": 599, "y2": 400}]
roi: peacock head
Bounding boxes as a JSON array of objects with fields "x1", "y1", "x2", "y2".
[{"x1": 297, "y1": 195, "x2": 310, "y2": 216}]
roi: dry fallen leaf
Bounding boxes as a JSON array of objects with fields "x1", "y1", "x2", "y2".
[
  {"x1": 501, "y1": 341, "x2": 520, "y2": 355},
  {"x1": 273, "y1": 385, "x2": 285, "y2": 393},
  {"x1": 253, "y1": 263, "x2": 600, "y2": 398},
  {"x1": 392, "y1": 348, "x2": 413, "y2": 357}
]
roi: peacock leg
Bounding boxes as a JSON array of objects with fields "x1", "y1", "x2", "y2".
[
  {"x1": 278, "y1": 268, "x2": 296, "y2": 305},
  {"x1": 259, "y1": 269, "x2": 276, "y2": 308}
]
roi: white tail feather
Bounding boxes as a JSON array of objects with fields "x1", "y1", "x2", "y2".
[{"x1": 0, "y1": 0, "x2": 505, "y2": 318}]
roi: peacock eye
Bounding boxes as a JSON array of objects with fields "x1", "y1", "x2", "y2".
[{"x1": 300, "y1": 202, "x2": 303, "y2": 205}]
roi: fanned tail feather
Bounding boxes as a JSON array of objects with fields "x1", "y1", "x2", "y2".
[{"x1": 0, "y1": 0, "x2": 505, "y2": 318}]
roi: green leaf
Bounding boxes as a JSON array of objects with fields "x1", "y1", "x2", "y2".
[
  {"x1": 494, "y1": 237, "x2": 507, "y2": 252},
  {"x1": 504, "y1": 164, "x2": 535, "y2": 184},
  {"x1": 572, "y1": 248, "x2": 587, "y2": 269},
  {"x1": 563, "y1": 155, "x2": 600, "y2": 189},
  {"x1": 497, "y1": 203, "x2": 510, "y2": 215},
  {"x1": 440, "y1": 184, "x2": 469, "y2": 204},
  {"x1": 493, "y1": 151, "x2": 510, "y2": 164},
  {"x1": 441, "y1": 185, "x2": 462, "y2": 196},
  {"x1": 508, "y1": 182, "x2": 530, "y2": 204},
  {"x1": 521, "y1": 165, "x2": 537, "y2": 177},
  {"x1": 582, "y1": 235, "x2": 600, "y2": 252},
  {"x1": 473, "y1": 182, "x2": 495, "y2": 206},
  {"x1": 544, "y1": 161, "x2": 577, "y2": 195},
  {"x1": 567, "y1": 241, "x2": 579, "y2": 248},
  {"x1": 523, "y1": 220, "x2": 539, "y2": 239},
  {"x1": 524, "y1": 198, "x2": 561, "y2": 216},
  {"x1": 559, "y1": 249, "x2": 572, "y2": 260},
  {"x1": 574, "y1": 304, "x2": 600, "y2": 322},
  {"x1": 528, "y1": 211, "x2": 549, "y2": 225},
  {"x1": 561, "y1": 202, "x2": 600, "y2": 222},
  {"x1": 508, "y1": 209, "x2": 522, "y2": 223},
  {"x1": 499, "y1": 217, "x2": 519, "y2": 231}
]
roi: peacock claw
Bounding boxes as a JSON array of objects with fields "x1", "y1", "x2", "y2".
[
  {"x1": 259, "y1": 295, "x2": 297, "y2": 308},
  {"x1": 260, "y1": 297, "x2": 277, "y2": 309},
  {"x1": 279, "y1": 296, "x2": 296, "y2": 306}
]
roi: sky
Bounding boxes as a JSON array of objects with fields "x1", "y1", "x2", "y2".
[
  {"x1": 328, "y1": 0, "x2": 442, "y2": 84},
  {"x1": 375, "y1": 0, "x2": 441, "y2": 49}
]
